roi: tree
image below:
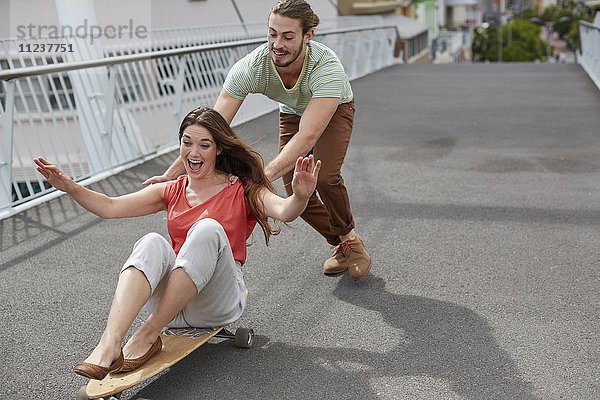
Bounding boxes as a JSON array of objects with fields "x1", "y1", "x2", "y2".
[
  {"x1": 472, "y1": 1, "x2": 594, "y2": 62},
  {"x1": 503, "y1": 20, "x2": 547, "y2": 61},
  {"x1": 540, "y1": 0, "x2": 593, "y2": 51},
  {"x1": 472, "y1": 20, "x2": 545, "y2": 62}
]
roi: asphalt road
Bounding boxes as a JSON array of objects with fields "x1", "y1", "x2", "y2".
[{"x1": 1, "y1": 63, "x2": 599, "y2": 399}]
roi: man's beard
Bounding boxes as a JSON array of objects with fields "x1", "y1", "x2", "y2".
[{"x1": 272, "y1": 41, "x2": 304, "y2": 68}]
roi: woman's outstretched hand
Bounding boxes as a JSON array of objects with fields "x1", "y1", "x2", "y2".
[
  {"x1": 291, "y1": 154, "x2": 321, "y2": 200},
  {"x1": 34, "y1": 157, "x2": 77, "y2": 193}
]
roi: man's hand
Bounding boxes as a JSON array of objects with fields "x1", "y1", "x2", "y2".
[
  {"x1": 143, "y1": 155, "x2": 187, "y2": 185},
  {"x1": 142, "y1": 175, "x2": 172, "y2": 186}
]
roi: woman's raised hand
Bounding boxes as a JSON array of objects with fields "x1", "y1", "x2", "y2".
[
  {"x1": 291, "y1": 154, "x2": 321, "y2": 200},
  {"x1": 34, "y1": 157, "x2": 77, "y2": 193}
]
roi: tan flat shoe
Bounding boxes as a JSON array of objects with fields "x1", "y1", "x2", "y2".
[
  {"x1": 73, "y1": 351, "x2": 124, "y2": 380},
  {"x1": 116, "y1": 336, "x2": 162, "y2": 373}
]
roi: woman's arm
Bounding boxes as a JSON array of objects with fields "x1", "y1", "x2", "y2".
[
  {"x1": 259, "y1": 155, "x2": 321, "y2": 222},
  {"x1": 34, "y1": 157, "x2": 166, "y2": 219}
]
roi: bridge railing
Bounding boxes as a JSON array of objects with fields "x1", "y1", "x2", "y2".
[
  {"x1": 433, "y1": 30, "x2": 471, "y2": 63},
  {"x1": 0, "y1": 24, "x2": 400, "y2": 219},
  {"x1": 579, "y1": 15, "x2": 600, "y2": 90}
]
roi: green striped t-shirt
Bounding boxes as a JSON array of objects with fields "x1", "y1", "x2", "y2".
[{"x1": 223, "y1": 41, "x2": 353, "y2": 116}]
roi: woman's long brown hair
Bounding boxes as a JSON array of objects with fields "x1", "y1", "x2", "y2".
[{"x1": 178, "y1": 106, "x2": 280, "y2": 244}]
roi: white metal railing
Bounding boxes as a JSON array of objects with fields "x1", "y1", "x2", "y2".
[
  {"x1": 0, "y1": 17, "x2": 387, "y2": 69},
  {"x1": 0, "y1": 24, "x2": 399, "y2": 219},
  {"x1": 433, "y1": 30, "x2": 471, "y2": 64},
  {"x1": 579, "y1": 14, "x2": 600, "y2": 90}
]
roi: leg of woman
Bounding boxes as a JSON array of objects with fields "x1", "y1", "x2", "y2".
[
  {"x1": 123, "y1": 218, "x2": 245, "y2": 358},
  {"x1": 121, "y1": 267, "x2": 197, "y2": 359},
  {"x1": 79, "y1": 232, "x2": 174, "y2": 367},
  {"x1": 81, "y1": 267, "x2": 151, "y2": 367},
  {"x1": 174, "y1": 219, "x2": 246, "y2": 328}
]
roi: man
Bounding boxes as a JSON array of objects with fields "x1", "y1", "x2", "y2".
[{"x1": 146, "y1": 0, "x2": 371, "y2": 280}]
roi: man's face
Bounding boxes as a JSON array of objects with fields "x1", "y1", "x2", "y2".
[{"x1": 267, "y1": 13, "x2": 311, "y2": 68}]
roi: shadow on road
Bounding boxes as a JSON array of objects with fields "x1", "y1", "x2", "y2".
[
  {"x1": 0, "y1": 154, "x2": 175, "y2": 271},
  {"x1": 133, "y1": 277, "x2": 536, "y2": 400}
]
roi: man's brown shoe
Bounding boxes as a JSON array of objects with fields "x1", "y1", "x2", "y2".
[
  {"x1": 341, "y1": 235, "x2": 372, "y2": 281},
  {"x1": 323, "y1": 245, "x2": 348, "y2": 276}
]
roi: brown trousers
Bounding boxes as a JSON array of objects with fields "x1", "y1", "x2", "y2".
[{"x1": 279, "y1": 101, "x2": 355, "y2": 246}]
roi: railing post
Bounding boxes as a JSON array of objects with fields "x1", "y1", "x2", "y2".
[
  {"x1": 101, "y1": 65, "x2": 118, "y2": 160},
  {"x1": 55, "y1": 0, "x2": 107, "y2": 173},
  {"x1": 0, "y1": 80, "x2": 15, "y2": 212},
  {"x1": 172, "y1": 55, "x2": 187, "y2": 136},
  {"x1": 579, "y1": 20, "x2": 600, "y2": 90},
  {"x1": 349, "y1": 33, "x2": 359, "y2": 80}
]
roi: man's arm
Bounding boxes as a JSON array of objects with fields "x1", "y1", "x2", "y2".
[
  {"x1": 265, "y1": 97, "x2": 338, "y2": 181},
  {"x1": 143, "y1": 90, "x2": 244, "y2": 186},
  {"x1": 214, "y1": 90, "x2": 244, "y2": 124},
  {"x1": 142, "y1": 155, "x2": 185, "y2": 186}
]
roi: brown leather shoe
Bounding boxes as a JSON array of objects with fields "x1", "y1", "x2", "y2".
[
  {"x1": 117, "y1": 336, "x2": 162, "y2": 373},
  {"x1": 341, "y1": 235, "x2": 372, "y2": 281},
  {"x1": 323, "y1": 245, "x2": 348, "y2": 276},
  {"x1": 73, "y1": 351, "x2": 124, "y2": 380}
]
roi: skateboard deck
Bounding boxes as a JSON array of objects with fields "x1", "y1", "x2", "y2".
[{"x1": 85, "y1": 327, "x2": 223, "y2": 399}]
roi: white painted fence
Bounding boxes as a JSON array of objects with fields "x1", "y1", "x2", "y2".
[
  {"x1": 579, "y1": 14, "x2": 600, "y2": 90},
  {"x1": 0, "y1": 23, "x2": 400, "y2": 218}
]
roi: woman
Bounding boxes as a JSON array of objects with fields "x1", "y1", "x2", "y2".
[{"x1": 34, "y1": 106, "x2": 321, "y2": 380}]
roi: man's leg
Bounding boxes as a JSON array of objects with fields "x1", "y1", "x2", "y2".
[
  {"x1": 279, "y1": 113, "x2": 341, "y2": 246},
  {"x1": 310, "y1": 101, "x2": 371, "y2": 280},
  {"x1": 311, "y1": 101, "x2": 354, "y2": 238},
  {"x1": 279, "y1": 102, "x2": 372, "y2": 280}
]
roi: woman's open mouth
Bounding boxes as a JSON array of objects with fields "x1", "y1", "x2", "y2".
[{"x1": 188, "y1": 159, "x2": 203, "y2": 172}]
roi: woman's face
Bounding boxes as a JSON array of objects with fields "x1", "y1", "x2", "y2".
[{"x1": 179, "y1": 124, "x2": 221, "y2": 178}]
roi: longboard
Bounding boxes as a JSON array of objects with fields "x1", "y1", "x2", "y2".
[{"x1": 78, "y1": 326, "x2": 254, "y2": 400}]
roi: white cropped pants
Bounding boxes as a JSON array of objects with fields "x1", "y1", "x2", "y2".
[{"x1": 121, "y1": 218, "x2": 247, "y2": 328}]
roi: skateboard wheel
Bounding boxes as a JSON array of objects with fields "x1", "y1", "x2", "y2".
[
  {"x1": 234, "y1": 327, "x2": 255, "y2": 349},
  {"x1": 76, "y1": 385, "x2": 90, "y2": 400}
]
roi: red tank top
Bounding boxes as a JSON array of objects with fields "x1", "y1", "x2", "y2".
[{"x1": 163, "y1": 176, "x2": 257, "y2": 264}]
